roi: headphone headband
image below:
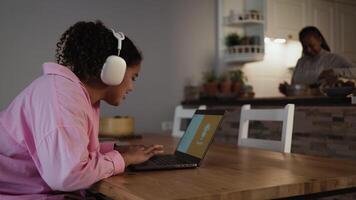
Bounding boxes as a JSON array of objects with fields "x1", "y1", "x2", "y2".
[{"x1": 111, "y1": 29, "x2": 125, "y2": 56}]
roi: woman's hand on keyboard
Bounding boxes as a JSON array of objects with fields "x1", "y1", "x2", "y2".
[{"x1": 120, "y1": 145, "x2": 164, "y2": 166}]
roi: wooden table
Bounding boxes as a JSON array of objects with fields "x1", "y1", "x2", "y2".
[{"x1": 91, "y1": 134, "x2": 356, "y2": 200}]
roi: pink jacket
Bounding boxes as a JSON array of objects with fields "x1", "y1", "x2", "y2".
[{"x1": 0, "y1": 62, "x2": 125, "y2": 198}]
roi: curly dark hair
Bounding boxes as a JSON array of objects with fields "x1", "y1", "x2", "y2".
[{"x1": 55, "y1": 20, "x2": 143, "y2": 83}]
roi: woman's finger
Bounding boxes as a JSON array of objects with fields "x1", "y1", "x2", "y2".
[
  {"x1": 143, "y1": 145, "x2": 156, "y2": 154},
  {"x1": 153, "y1": 150, "x2": 164, "y2": 155},
  {"x1": 150, "y1": 144, "x2": 163, "y2": 150},
  {"x1": 152, "y1": 145, "x2": 163, "y2": 151}
]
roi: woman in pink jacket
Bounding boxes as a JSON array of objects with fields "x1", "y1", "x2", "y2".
[{"x1": 0, "y1": 21, "x2": 163, "y2": 199}]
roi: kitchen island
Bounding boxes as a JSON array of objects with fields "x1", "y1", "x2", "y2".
[
  {"x1": 183, "y1": 96, "x2": 355, "y2": 106},
  {"x1": 182, "y1": 96, "x2": 356, "y2": 161}
]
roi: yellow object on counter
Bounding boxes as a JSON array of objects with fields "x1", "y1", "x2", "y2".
[{"x1": 99, "y1": 116, "x2": 134, "y2": 137}]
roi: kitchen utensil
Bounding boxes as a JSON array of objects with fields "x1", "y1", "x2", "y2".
[
  {"x1": 285, "y1": 84, "x2": 310, "y2": 97},
  {"x1": 322, "y1": 86, "x2": 354, "y2": 97}
]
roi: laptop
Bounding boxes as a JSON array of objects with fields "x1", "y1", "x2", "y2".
[{"x1": 129, "y1": 109, "x2": 225, "y2": 171}]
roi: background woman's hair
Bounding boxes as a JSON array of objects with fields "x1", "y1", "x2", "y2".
[
  {"x1": 55, "y1": 20, "x2": 143, "y2": 83},
  {"x1": 299, "y1": 26, "x2": 331, "y2": 52}
]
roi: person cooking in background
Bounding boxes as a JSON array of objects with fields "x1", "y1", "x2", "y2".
[
  {"x1": 0, "y1": 21, "x2": 163, "y2": 199},
  {"x1": 280, "y1": 26, "x2": 356, "y2": 94}
]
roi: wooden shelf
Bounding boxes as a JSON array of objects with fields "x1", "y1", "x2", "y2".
[
  {"x1": 223, "y1": 13, "x2": 264, "y2": 26},
  {"x1": 217, "y1": 0, "x2": 265, "y2": 65},
  {"x1": 225, "y1": 20, "x2": 264, "y2": 26},
  {"x1": 224, "y1": 45, "x2": 264, "y2": 63}
]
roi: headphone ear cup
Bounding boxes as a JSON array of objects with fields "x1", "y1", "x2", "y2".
[{"x1": 101, "y1": 55, "x2": 127, "y2": 86}]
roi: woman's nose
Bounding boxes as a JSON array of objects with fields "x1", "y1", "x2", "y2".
[{"x1": 127, "y1": 81, "x2": 134, "y2": 92}]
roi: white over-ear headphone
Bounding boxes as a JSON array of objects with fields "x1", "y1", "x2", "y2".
[{"x1": 100, "y1": 29, "x2": 127, "y2": 86}]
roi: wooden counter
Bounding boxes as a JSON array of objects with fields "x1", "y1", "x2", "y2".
[
  {"x1": 91, "y1": 134, "x2": 356, "y2": 200},
  {"x1": 182, "y1": 96, "x2": 354, "y2": 106}
]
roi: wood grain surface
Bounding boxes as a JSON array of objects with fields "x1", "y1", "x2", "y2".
[{"x1": 91, "y1": 134, "x2": 356, "y2": 200}]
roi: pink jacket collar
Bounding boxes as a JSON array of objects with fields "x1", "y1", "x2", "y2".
[{"x1": 43, "y1": 62, "x2": 81, "y2": 83}]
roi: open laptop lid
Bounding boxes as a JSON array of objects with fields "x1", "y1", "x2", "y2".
[{"x1": 174, "y1": 109, "x2": 225, "y2": 165}]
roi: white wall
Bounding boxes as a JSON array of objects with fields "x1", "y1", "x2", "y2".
[
  {"x1": 0, "y1": 0, "x2": 215, "y2": 133},
  {"x1": 242, "y1": 39, "x2": 303, "y2": 97}
]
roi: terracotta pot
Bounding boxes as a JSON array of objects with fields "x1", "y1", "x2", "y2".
[
  {"x1": 204, "y1": 82, "x2": 218, "y2": 97},
  {"x1": 220, "y1": 81, "x2": 232, "y2": 95},
  {"x1": 232, "y1": 82, "x2": 242, "y2": 96}
]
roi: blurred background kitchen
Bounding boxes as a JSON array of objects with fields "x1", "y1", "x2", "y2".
[{"x1": 1, "y1": 0, "x2": 356, "y2": 134}]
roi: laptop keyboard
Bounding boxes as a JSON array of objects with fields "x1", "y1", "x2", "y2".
[
  {"x1": 150, "y1": 155, "x2": 188, "y2": 166},
  {"x1": 130, "y1": 154, "x2": 199, "y2": 171}
]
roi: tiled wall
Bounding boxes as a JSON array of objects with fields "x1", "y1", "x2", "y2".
[{"x1": 212, "y1": 105, "x2": 356, "y2": 160}]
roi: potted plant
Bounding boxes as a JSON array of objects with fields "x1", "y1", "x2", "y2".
[
  {"x1": 225, "y1": 33, "x2": 240, "y2": 54},
  {"x1": 249, "y1": 10, "x2": 259, "y2": 20},
  {"x1": 229, "y1": 70, "x2": 247, "y2": 97},
  {"x1": 239, "y1": 36, "x2": 251, "y2": 45},
  {"x1": 241, "y1": 84, "x2": 255, "y2": 98},
  {"x1": 225, "y1": 33, "x2": 240, "y2": 47},
  {"x1": 202, "y1": 70, "x2": 218, "y2": 97},
  {"x1": 218, "y1": 73, "x2": 232, "y2": 96}
]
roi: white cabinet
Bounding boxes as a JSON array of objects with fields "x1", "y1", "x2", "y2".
[
  {"x1": 306, "y1": 0, "x2": 356, "y2": 63},
  {"x1": 217, "y1": 0, "x2": 265, "y2": 67},
  {"x1": 265, "y1": 0, "x2": 307, "y2": 40},
  {"x1": 307, "y1": 0, "x2": 335, "y2": 50},
  {"x1": 265, "y1": 0, "x2": 356, "y2": 63},
  {"x1": 334, "y1": 2, "x2": 356, "y2": 63}
]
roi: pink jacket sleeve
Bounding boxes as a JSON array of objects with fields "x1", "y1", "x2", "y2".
[
  {"x1": 36, "y1": 126, "x2": 125, "y2": 191},
  {"x1": 100, "y1": 141, "x2": 116, "y2": 154}
]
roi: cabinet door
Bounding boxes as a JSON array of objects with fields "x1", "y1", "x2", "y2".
[
  {"x1": 307, "y1": 0, "x2": 335, "y2": 51},
  {"x1": 266, "y1": 0, "x2": 307, "y2": 39},
  {"x1": 335, "y1": 3, "x2": 356, "y2": 63}
]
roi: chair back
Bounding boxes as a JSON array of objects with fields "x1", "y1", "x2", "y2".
[
  {"x1": 172, "y1": 105, "x2": 207, "y2": 138},
  {"x1": 238, "y1": 104, "x2": 295, "y2": 153}
]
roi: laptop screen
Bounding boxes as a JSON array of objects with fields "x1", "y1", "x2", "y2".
[{"x1": 176, "y1": 111, "x2": 224, "y2": 158}]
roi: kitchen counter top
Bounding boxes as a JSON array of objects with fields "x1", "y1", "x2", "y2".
[{"x1": 182, "y1": 96, "x2": 355, "y2": 106}]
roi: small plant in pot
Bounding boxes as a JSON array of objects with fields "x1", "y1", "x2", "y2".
[
  {"x1": 239, "y1": 36, "x2": 251, "y2": 45},
  {"x1": 249, "y1": 10, "x2": 259, "y2": 20},
  {"x1": 202, "y1": 70, "x2": 218, "y2": 97},
  {"x1": 241, "y1": 84, "x2": 255, "y2": 98},
  {"x1": 225, "y1": 33, "x2": 240, "y2": 53},
  {"x1": 229, "y1": 70, "x2": 247, "y2": 97},
  {"x1": 218, "y1": 73, "x2": 232, "y2": 96}
]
